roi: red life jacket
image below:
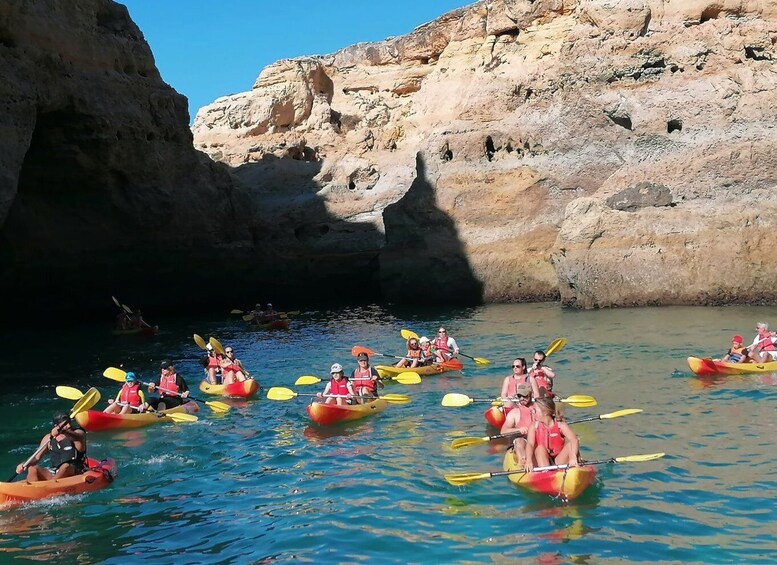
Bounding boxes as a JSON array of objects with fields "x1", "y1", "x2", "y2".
[
  {"x1": 160, "y1": 372, "x2": 179, "y2": 394},
  {"x1": 329, "y1": 377, "x2": 350, "y2": 396},
  {"x1": 535, "y1": 420, "x2": 565, "y2": 458},
  {"x1": 505, "y1": 375, "x2": 529, "y2": 398},
  {"x1": 119, "y1": 383, "x2": 142, "y2": 407},
  {"x1": 756, "y1": 334, "x2": 776, "y2": 351},
  {"x1": 530, "y1": 368, "x2": 552, "y2": 393},
  {"x1": 351, "y1": 367, "x2": 376, "y2": 392},
  {"x1": 513, "y1": 403, "x2": 534, "y2": 429},
  {"x1": 207, "y1": 355, "x2": 219, "y2": 369},
  {"x1": 433, "y1": 337, "x2": 450, "y2": 354}
]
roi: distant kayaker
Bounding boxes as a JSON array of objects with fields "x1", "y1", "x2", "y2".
[
  {"x1": 396, "y1": 337, "x2": 422, "y2": 368},
  {"x1": 115, "y1": 310, "x2": 130, "y2": 330},
  {"x1": 501, "y1": 358, "x2": 540, "y2": 408},
  {"x1": 225, "y1": 346, "x2": 252, "y2": 380},
  {"x1": 202, "y1": 344, "x2": 221, "y2": 384},
  {"x1": 261, "y1": 303, "x2": 278, "y2": 322},
  {"x1": 104, "y1": 371, "x2": 147, "y2": 414},
  {"x1": 747, "y1": 322, "x2": 777, "y2": 363},
  {"x1": 432, "y1": 327, "x2": 460, "y2": 362},
  {"x1": 130, "y1": 309, "x2": 148, "y2": 329},
  {"x1": 317, "y1": 363, "x2": 355, "y2": 405},
  {"x1": 524, "y1": 397, "x2": 581, "y2": 472},
  {"x1": 418, "y1": 337, "x2": 435, "y2": 366},
  {"x1": 500, "y1": 383, "x2": 535, "y2": 466},
  {"x1": 148, "y1": 360, "x2": 190, "y2": 411},
  {"x1": 351, "y1": 352, "x2": 383, "y2": 402},
  {"x1": 16, "y1": 413, "x2": 87, "y2": 481},
  {"x1": 529, "y1": 350, "x2": 556, "y2": 397},
  {"x1": 722, "y1": 335, "x2": 750, "y2": 364}
]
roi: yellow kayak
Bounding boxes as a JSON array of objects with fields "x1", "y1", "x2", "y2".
[
  {"x1": 199, "y1": 379, "x2": 260, "y2": 398},
  {"x1": 75, "y1": 403, "x2": 199, "y2": 431},
  {"x1": 687, "y1": 356, "x2": 777, "y2": 376},
  {"x1": 502, "y1": 450, "x2": 597, "y2": 500},
  {"x1": 376, "y1": 358, "x2": 463, "y2": 379}
]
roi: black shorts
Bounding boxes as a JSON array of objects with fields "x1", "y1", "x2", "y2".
[{"x1": 149, "y1": 396, "x2": 183, "y2": 410}]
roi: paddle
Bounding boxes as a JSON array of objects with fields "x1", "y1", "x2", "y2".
[
  {"x1": 351, "y1": 345, "x2": 408, "y2": 361},
  {"x1": 230, "y1": 309, "x2": 244, "y2": 315},
  {"x1": 209, "y1": 337, "x2": 225, "y2": 355},
  {"x1": 457, "y1": 352, "x2": 490, "y2": 365},
  {"x1": 441, "y1": 392, "x2": 596, "y2": 408},
  {"x1": 103, "y1": 367, "x2": 230, "y2": 413},
  {"x1": 295, "y1": 372, "x2": 421, "y2": 386},
  {"x1": 545, "y1": 338, "x2": 567, "y2": 356},
  {"x1": 193, "y1": 334, "x2": 208, "y2": 350},
  {"x1": 444, "y1": 452, "x2": 666, "y2": 486},
  {"x1": 9, "y1": 388, "x2": 102, "y2": 482},
  {"x1": 400, "y1": 329, "x2": 419, "y2": 340},
  {"x1": 266, "y1": 387, "x2": 411, "y2": 404},
  {"x1": 54, "y1": 386, "x2": 197, "y2": 423},
  {"x1": 450, "y1": 408, "x2": 644, "y2": 449}
]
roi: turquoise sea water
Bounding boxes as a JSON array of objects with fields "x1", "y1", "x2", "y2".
[{"x1": 1, "y1": 304, "x2": 777, "y2": 563}]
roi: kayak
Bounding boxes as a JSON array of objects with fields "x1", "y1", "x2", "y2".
[
  {"x1": 502, "y1": 450, "x2": 596, "y2": 500},
  {"x1": 248, "y1": 319, "x2": 290, "y2": 330},
  {"x1": 112, "y1": 325, "x2": 159, "y2": 336},
  {"x1": 74, "y1": 403, "x2": 199, "y2": 431},
  {"x1": 0, "y1": 458, "x2": 117, "y2": 508},
  {"x1": 687, "y1": 356, "x2": 777, "y2": 375},
  {"x1": 199, "y1": 378, "x2": 260, "y2": 398},
  {"x1": 485, "y1": 405, "x2": 513, "y2": 428},
  {"x1": 376, "y1": 359, "x2": 464, "y2": 379},
  {"x1": 306, "y1": 398, "x2": 388, "y2": 425}
]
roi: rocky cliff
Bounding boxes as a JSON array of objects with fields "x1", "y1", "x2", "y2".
[
  {"x1": 0, "y1": 0, "x2": 254, "y2": 320},
  {"x1": 193, "y1": 0, "x2": 777, "y2": 307}
]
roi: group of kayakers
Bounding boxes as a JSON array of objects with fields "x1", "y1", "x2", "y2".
[
  {"x1": 115, "y1": 308, "x2": 149, "y2": 331},
  {"x1": 721, "y1": 322, "x2": 777, "y2": 364},
  {"x1": 201, "y1": 344, "x2": 251, "y2": 385},
  {"x1": 317, "y1": 354, "x2": 384, "y2": 405},
  {"x1": 497, "y1": 349, "x2": 580, "y2": 471},
  {"x1": 248, "y1": 303, "x2": 278, "y2": 324},
  {"x1": 395, "y1": 327, "x2": 460, "y2": 368},
  {"x1": 104, "y1": 361, "x2": 192, "y2": 414}
]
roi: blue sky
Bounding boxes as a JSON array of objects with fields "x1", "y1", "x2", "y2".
[{"x1": 120, "y1": 1, "x2": 474, "y2": 122}]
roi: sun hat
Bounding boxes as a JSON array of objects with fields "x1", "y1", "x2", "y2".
[
  {"x1": 330, "y1": 363, "x2": 343, "y2": 373},
  {"x1": 419, "y1": 336, "x2": 430, "y2": 344}
]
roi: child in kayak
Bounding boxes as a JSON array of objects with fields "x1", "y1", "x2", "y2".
[
  {"x1": 395, "y1": 338, "x2": 421, "y2": 369},
  {"x1": 104, "y1": 372, "x2": 147, "y2": 414},
  {"x1": 722, "y1": 335, "x2": 750, "y2": 363},
  {"x1": 15, "y1": 413, "x2": 87, "y2": 481},
  {"x1": 317, "y1": 363, "x2": 355, "y2": 405},
  {"x1": 418, "y1": 337, "x2": 435, "y2": 366},
  {"x1": 525, "y1": 397, "x2": 580, "y2": 472}
]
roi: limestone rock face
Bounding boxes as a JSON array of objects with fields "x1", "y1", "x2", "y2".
[
  {"x1": 0, "y1": 0, "x2": 254, "y2": 318},
  {"x1": 192, "y1": 0, "x2": 777, "y2": 307}
]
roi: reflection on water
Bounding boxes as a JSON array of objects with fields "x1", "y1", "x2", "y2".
[{"x1": 1, "y1": 304, "x2": 777, "y2": 562}]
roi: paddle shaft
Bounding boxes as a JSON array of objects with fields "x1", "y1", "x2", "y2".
[
  {"x1": 484, "y1": 414, "x2": 615, "y2": 442},
  {"x1": 143, "y1": 382, "x2": 203, "y2": 404},
  {"x1": 488, "y1": 456, "x2": 624, "y2": 479}
]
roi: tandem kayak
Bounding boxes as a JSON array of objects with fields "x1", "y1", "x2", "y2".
[
  {"x1": 248, "y1": 319, "x2": 290, "y2": 330},
  {"x1": 376, "y1": 359, "x2": 464, "y2": 380},
  {"x1": 112, "y1": 325, "x2": 159, "y2": 336},
  {"x1": 74, "y1": 403, "x2": 199, "y2": 431},
  {"x1": 199, "y1": 378, "x2": 260, "y2": 398},
  {"x1": 687, "y1": 356, "x2": 777, "y2": 376},
  {"x1": 0, "y1": 458, "x2": 117, "y2": 508},
  {"x1": 306, "y1": 398, "x2": 389, "y2": 425},
  {"x1": 502, "y1": 450, "x2": 596, "y2": 500}
]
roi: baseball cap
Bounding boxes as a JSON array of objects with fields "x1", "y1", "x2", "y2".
[
  {"x1": 357, "y1": 353, "x2": 369, "y2": 360},
  {"x1": 330, "y1": 363, "x2": 343, "y2": 373}
]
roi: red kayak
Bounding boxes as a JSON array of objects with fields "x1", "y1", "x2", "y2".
[
  {"x1": 199, "y1": 379, "x2": 259, "y2": 398},
  {"x1": 0, "y1": 458, "x2": 117, "y2": 508},
  {"x1": 75, "y1": 403, "x2": 199, "y2": 431},
  {"x1": 502, "y1": 450, "x2": 596, "y2": 500},
  {"x1": 248, "y1": 319, "x2": 290, "y2": 330},
  {"x1": 484, "y1": 405, "x2": 513, "y2": 428},
  {"x1": 112, "y1": 325, "x2": 159, "y2": 336},
  {"x1": 306, "y1": 398, "x2": 388, "y2": 425}
]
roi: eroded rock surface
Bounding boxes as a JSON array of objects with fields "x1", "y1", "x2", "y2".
[{"x1": 194, "y1": 0, "x2": 777, "y2": 307}]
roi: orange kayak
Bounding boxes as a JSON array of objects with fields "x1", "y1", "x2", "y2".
[
  {"x1": 112, "y1": 325, "x2": 159, "y2": 336},
  {"x1": 199, "y1": 379, "x2": 260, "y2": 398},
  {"x1": 307, "y1": 398, "x2": 388, "y2": 425},
  {"x1": 0, "y1": 458, "x2": 117, "y2": 508},
  {"x1": 502, "y1": 450, "x2": 596, "y2": 500},
  {"x1": 75, "y1": 403, "x2": 199, "y2": 431},
  {"x1": 376, "y1": 358, "x2": 464, "y2": 379}
]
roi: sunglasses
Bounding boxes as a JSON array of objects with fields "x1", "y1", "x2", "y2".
[
  {"x1": 512, "y1": 364, "x2": 523, "y2": 368},
  {"x1": 438, "y1": 331, "x2": 446, "y2": 334},
  {"x1": 225, "y1": 351, "x2": 234, "y2": 354}
]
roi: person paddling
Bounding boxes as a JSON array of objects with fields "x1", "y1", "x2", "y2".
[
  {"x1": 15, "y1": 413, "x2": 87, "y2": 481},
  {"x1": 524, "y1": 397, "x2": 581, "y2": 472},
  {"x1": 500, "y1": 383, "x2": 535, "y2": 466},
  {"x1": 722, "y1": 335, "x2": 750, "y2": 363},
  {"x1": 317, "y1": 363, "x2": 355, "y2": 405},
  {"x1": 225, "y1": 346, "x2": 252, "y2": 379},
  {"x1": 104, "y1": 371, "x2": 147, "y2": 414},
  {"x1": 432, "y1": 327, "x2": 459, "y2": 362},
  {"x1": 529, "y1": 350, "x2": 556, "y2": 398},
  {"x1": 351, "y1": 353, "x2": 383, "y2": 402},
  {"x1": 148, "y1": 360, "x2": 190, "y2": 411},
  {"x1": 748, "y1": 322, "x2": 777, "y2": 363}
]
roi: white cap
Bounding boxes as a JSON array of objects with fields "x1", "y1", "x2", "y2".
[
  {"x1": 330, "y1": 363, "x2": 343, "y2": 373},
  {"x1": 205, "y1": 343, "x2": 214, "y2": 351},
  {"x1": 419, "y1": 336, "x2": 430, "y2": 344}
]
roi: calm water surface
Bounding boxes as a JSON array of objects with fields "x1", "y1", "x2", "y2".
[{"x1": 1, "y1": 304, "x2": 776, "y2": 564}]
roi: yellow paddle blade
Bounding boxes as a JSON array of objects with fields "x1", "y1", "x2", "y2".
[
  {"x1": 295, "y1": 375, "x2": 322, "y2": 386},
  {"x1": 103, "y1": 367, "x2": 127, "y2": 382},
  {"x1": 56, "y1": 386, "x2": 84, "y2": 401},
  {"x1": 474, "y1": 357, "x2": 491, "y2": 365},
  {"x1": 112, "y1": 296, "x2": 121, "y2": 308},
  {"x1": 230, "y1": 309, "x2": 244, "y2": 314},
  {"x1": 546, "y1": 338, "x2": 567, "y2": 356},
  {"x1": 491, "y1": 400, "x2": 503, "y2": 407},
  {"x1": 242, "y1": 314, "x2": 255, "y2": 321},
  {"x1": 122, "y1": 304, "x2": 133, "y2": 314},
  {"x1": 382, "y1": 393, "x2": 411, "y2": 404},
  {"x1": 601, "y1": 408, "x2": 643, "y2": 419},
  {"x1": 71, "y1": 388, "x2": 101, "y2": 416},
  {"x1": 444, "y1": 472, "x2": 492, "y2": 486},
  {"x1": 209, "y1": 337, "x2": 225, "y2": 355},
  {"x1": 193, "y1": 334, "x2": 207, "y2": 350},
  {"x1": 559, "y1": 399, "x2": 597, "y2": 408},
  {"x1": 284, "y1": 310, "x2": 300, "y2": 316},
  {"x1": 614, "y1": 452, "x2": 666, "y2": 463},
  {"x1": 451, "y1": 436, "x2": 489, "y2": 450},
  {"x1": 205, "y1": 400, "x2": 231, "y2": 413},
  {"x1": 400, "y1": 329, "x2": 419, "y2": 340},
  {"x1": 164, "y1": 413, "x2": 199, "y2": 423},
  {"x1": 393, "y1": 372, "x2": 421, "y2": 385},
  {"x1": 441, "y1": 393, "x2": 473, "y2": 407},
  {"x1": 267, "y1": 387, "x2": 297, "y2": 401}
]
